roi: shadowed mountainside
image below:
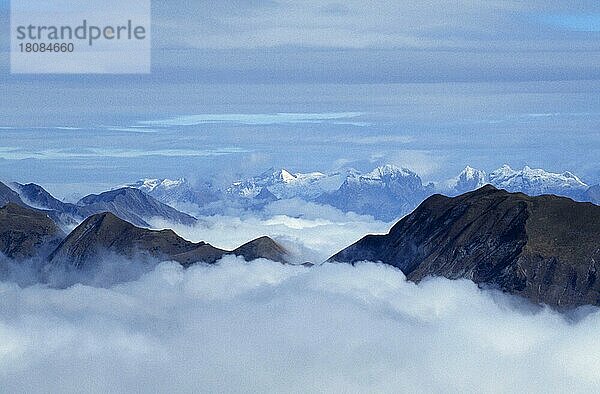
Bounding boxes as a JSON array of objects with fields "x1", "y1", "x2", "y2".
[
  {"x1": 48, "y1": 212, "x2": 289, "y2": 269},
  {"x1": 9, "y1": 182, "x2": 198, "y2": 228},
  {"x1": 77, "y1": 188, "x2": 197, "y2": 227},
  {"x1": 0, "y1": 182, "x2": 27, "y2": 208},
  {"x1": 331, "y1": 185, "x2": 600, "y2": 310},
  {"x1": 0, "y1": 203, "x2": 65, "y2": 260}
]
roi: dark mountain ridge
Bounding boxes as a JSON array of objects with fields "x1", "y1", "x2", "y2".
[
  {"x1": 331, "y1": 185, "x2": 600, "y2": 310},
  {"x1": 48, "y1": 212, "x2": 289, "y2": 269},
  {"x1": 0, "y1": 203, "x2": 65, "y2": 260},
  {"x1": 1, "y1": 201, "x2": 289, "y2": 279}
]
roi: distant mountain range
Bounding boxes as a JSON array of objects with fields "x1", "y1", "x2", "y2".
[
  {"x1": 316, "y1": 165, "x2": 434, "y2": 221},
  {"x1": 3, "y1": 164, "x2": 597, "y2": 226},
  {"x1": 331, "y1": 185, "x2": 600, "y2": 310},
  {"x1": 447, "y1": 165, "x2": 590, "y2": 200},
  {"x1": 125, "y1": 164, "x2": 599, "y2": 221}
]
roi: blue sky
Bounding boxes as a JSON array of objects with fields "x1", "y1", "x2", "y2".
[{"x1": 0, "y1": 1, "x2": 598, "y2": 195}]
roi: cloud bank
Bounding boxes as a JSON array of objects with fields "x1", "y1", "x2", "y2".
[
  {"x1": 1, "y1": 258, "x2": 600, "y2": 393},
  {"x1": 149, "y1": 198, "x2": 392, "y2": 263},
  {"x1": 140, "y1": 112, "x2": 366, "y2": 127}
]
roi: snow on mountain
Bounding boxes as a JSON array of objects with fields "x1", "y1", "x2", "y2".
[
  {"x1": 318, "y1": 165, "x2": 435, "y2": 221},
  {"x1": 125, "y1": 178, "x2": 191, "y2": 203},
  {"x1": 123, "y1": 178, "x2": 220, "y2": 208},
  {"x1": 226, "y1": 168, "x2": 349, "y2": 200},
  {"x1": 122, "y1": 164, "x2": 594, "y2": 221},
  {"x1": 350, "y1": 164, "x2": 415, "y2": 184},
  {"x1": 127, "y1": 178, "x2": 187, "y2": 195},
  {"x1": 444, "y1": 164, "x2": 589, "y2": 199},
  {"x1": 447, "y1": 166, "x2": 487, "y2": 195},
  {"x1": 488, "y1": 165, "x2": 588, "y2": 198}
]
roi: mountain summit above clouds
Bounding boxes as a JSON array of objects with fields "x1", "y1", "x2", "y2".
[
  {"x1": 331, "y1": 185, "x2": 600, "y2": 310},
  {"x1": 123, "y1": 178, "x2": 221, "y2": 208},
  {"x1": 447, "y1": 166, "x2": 488, "y2": 195},
  {"x1": 489, "y1": 165, "x2": 588, "y2": 198},
  {"x1": 2, "y1": 175, "x2": 600, "y2": 310},
  {"x1": 0, "y1": 201, "x2": 290, "y2": 285},
  {"x1": 77, "y1": 187, "x2": 197, "y2": 227},
  {"x1": 226, "y1": 168, "x2": 349, "y2": 200},
  {"x1": 48, "y1": 212, "x2": 288, "y2": 269},
  {"x1": 125, "y1": 165, "x2": 434, "y2": 221}
]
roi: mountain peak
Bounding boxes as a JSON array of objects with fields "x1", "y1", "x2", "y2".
[
  {"x1": 490, "y1": 164, "x2": 516, "y2": 178},
  {"x1": 78, "y1": 187, "x2": 140, "y2": 205},
  {"x1": 77, "y1": 187, "x2": 197, "y2": 227},
  {"x1": 331, "y1": 187, "x2": 600, "y2": 310},
  {"x1": 278, "y1": 169, "x2": 296, "y2": 183},
  {"x1": 489, "y1": 164, "x2": 588, "y2": 198},
  {"x1": 474, "y1": 184, "x2": 497, "y2": 193},
  {"x1": 366, "y1": 164, "x2": 414, "y2": 179},
  {"x1": 461, "y1": 165, "x2": 485, "y2": 178},
  {"x1": 49, "y1": 212, "x2": 289, "y2": 269},
  {"x1": 128, "y1": 178, "x2": 188, "y2": 193},
  {"x1": 233, "y1": 236, "x2": 289, "y2": 263}
]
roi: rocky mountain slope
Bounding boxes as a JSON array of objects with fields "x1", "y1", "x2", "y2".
[
  {"x1": 77, "y1": 188, "x2": 197, "y2": 227},
  {"x1": 583, "y1": 184, "x2": 600, "y2": 205},
  {"x1": 331, "y1": 185, "x2": 600, "y2": 309},
  {"x1": 0, "y1": 203, "x2": 65, "y2": 260},
  {"x1": 1, "y1": 198, "x2": 289, "y2": 274},
  {"x1": 0, "y1": 181, "x2": 27, "y2": 208},
  {"x1": 48, "y1": 212, "x2": 289, "y2": 269}
]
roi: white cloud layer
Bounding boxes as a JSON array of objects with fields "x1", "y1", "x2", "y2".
[
  {"x1": 149, "y1": 199, "x2": 392, "y2": 263},
  {"x1": 140, "y1": 112, "x2": 365, "y2": 126},
  {"x1": 1, "y1": 258, "x2": 600, "y2": 393},
  {"x1": 0, "y1": 147, "x2": 248, "y2": 160}
]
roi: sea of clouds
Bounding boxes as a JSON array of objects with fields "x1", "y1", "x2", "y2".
[
  {"x1": 1, "y1": 258, "x2": 600, "y2": 393},
  {"x1": 2, "y1": 197, "x2": 600, "y2": 393},
  {"x1": 149, "y1": 198, "x2": 392, "y2": 263}
]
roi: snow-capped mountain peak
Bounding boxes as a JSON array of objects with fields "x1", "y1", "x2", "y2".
[
  {"x1": 461, "y1": 166, "x2": 486, "y2": 181},
  {"x1": 123, "y1": 177, "x2": 221, "y2": 209},
  {"x1": 226, "y1": 168, "x2": 339, "y2": 200},
  {"x1": 279, "y1": 169, "x2": 296, "y2": 183},
  {"x1": 448, "y1": 166, "x2": 488, "y2": 194},
  {"x1": 125, "y1": 178, "x2": 188, "y2": 194},
  {"x1": 490, "y1": 164, "x2": 515, "y2": 179},
  {"x1": 488, "y1": 165, "x2": 588, "y2": 197},
  {"x1": 363, "y1": 164, "x2": 414, "y2": 180}
]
